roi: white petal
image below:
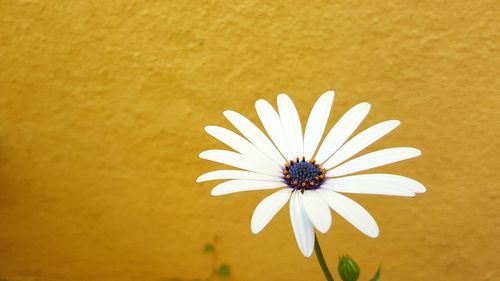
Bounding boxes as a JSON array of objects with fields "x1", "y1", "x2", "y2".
[
  {"x1": 323, "y1": 120, "x2": 400, "y2": 169},
  {"x1": 205, "y1": 126, "x2": 281, "y2": 169},
  {"x1": 315, "y1": 102, "x2": 371, "y2": 164},
  {"x1": 302, "y1": 190, "x2": 332, "y2": 233},
  {"x1": 255, "y1": 99, "x2": 292, "y2": 160},
  {"x1": 322, "y1": 176, "x2": 415, "y2": 197},
  {"x1": 196, "y1": 170, "x2": 283, "y2": 182},
  {"x1": 289, "y1": 191, "x2": 315, "y2": 257},
  {"x1": 251, "y1": 188, "x2": 292, "y2": 234},
  {"x1": 323, "y1": 174, "x2": 426, "y2": 194},
  {"x1": 211, "y1": 180, "x2": 286, "y2": 196},
  {"x1": 199, "y1": 150, "x2": 282, "y2": 177},
  {"x1": 327, "y1": 147, "x2": 422, "y2": 177},
  {"x1": 317, "y1": 189, "x2": 379, "y2": 238},
  {"x1": 278, "y1": 94, "x2": 304, "y2": 158},
  {"x1": 303, "y1": 91, "x2": 335, "y2": 160},
  {"x1": 224, "y1": 111, "x2": 286, "y2": 166}
]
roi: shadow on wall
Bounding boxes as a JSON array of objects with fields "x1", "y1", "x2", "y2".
[
  {"x1": 0, "y1": 236, "x2": 232, "y2": 281},
  {"x1": 159, "y1": 236, "x2": 233, "y2": 281}
]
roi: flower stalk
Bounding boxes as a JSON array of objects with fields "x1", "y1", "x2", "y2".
[{"x1": 314, "y1": 234, "x2": 335, "y2": 281}]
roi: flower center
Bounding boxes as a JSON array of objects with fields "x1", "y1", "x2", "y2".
[{"x1": 283, "y1": 157, "x2": 326, "y2": 191}]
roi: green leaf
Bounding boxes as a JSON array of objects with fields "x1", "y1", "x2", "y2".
[
  {"x1": 217, "y1": 264, "x2": 230, "y2": 278},
  {"x1": 204, "y1": 243, "x2": 215, "y2": 253},
  {"x1": 369, "y1": 266, "x2": 381, "y2": 281}
]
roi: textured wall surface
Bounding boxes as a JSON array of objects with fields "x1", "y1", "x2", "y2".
[{"x1": 1, "y1": 1, "x2": 499, "y2": 280}]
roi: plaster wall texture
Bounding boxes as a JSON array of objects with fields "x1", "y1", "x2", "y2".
[{"x1": 0, "y1": 1, "x2": 499, "y2": 280}]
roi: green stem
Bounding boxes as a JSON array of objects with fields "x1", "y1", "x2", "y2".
[{"x1": 314, "y1": 234, "x2": 334, "y2": 281}]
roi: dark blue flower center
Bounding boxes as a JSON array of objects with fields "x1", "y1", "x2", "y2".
[
  {"x1": 283, "y1": 157, "x2": 326, "y2": 191},
  {"x1": 289, "y1": 161, "x2": 320, "y2": 181}
]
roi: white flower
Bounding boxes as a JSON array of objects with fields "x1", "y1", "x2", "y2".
[{"x1": 197, "y1": 91, "x2": 426, "y2": 257}]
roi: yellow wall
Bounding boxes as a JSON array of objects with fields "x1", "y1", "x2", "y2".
[{"x1": 1, "y1": 1, "x2": 499, "y2": 280}]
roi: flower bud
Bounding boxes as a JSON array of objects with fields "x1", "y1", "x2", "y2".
[{"x1": 338, "y1": 255, "x2": 360, "y2": 281}]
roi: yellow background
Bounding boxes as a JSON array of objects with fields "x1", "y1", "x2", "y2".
[{"x1": 1, "y1": 1, "x2": 499, "y2": 280}]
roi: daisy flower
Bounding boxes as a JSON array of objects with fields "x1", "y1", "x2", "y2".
[{"x1": 197, "y1": 91, "x2": 426, "y2": 257}]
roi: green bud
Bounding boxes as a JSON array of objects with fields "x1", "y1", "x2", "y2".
[{"x1": 338, "y1": 255, "x2": 360, "y2": 281}]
